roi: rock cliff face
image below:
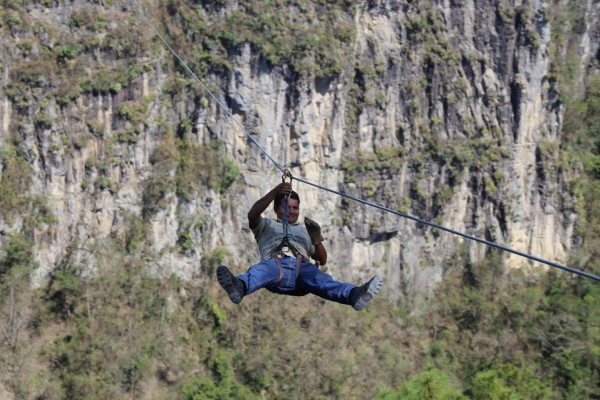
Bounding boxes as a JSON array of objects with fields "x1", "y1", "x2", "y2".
[{"x1": 1, "y1": 0, "x2": 598, "y2": 306}]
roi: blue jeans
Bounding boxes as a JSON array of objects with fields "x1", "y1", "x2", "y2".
[{"x1": 237, "y1": 257, "x2": 356, "y2": 305}]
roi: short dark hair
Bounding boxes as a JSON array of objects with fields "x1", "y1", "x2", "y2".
[{"x1": 274, "y1": 190, "x2": 300, "y2": 209}]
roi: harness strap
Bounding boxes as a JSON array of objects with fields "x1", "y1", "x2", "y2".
[
  {"x1": 272, "y1": 254, "x2": 285, "y2": 285},
  {"x1": 271, "y1": 253, "x2": 302, "y2": 285},
  {"x1": 270, "y1": 239, "x2": 309, "y2": 263}
]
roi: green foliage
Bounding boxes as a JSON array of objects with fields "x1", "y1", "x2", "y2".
[
  {"x1": 165, "y1": 0, "x2": 356, "y2": 78},
  {"x1": 427, "y1": 133, "x2": 510, "y2": 172},
  {"x1": 181, "y1": 372, "x2": 258, "y2": 400},
  {"x1": 1, "y1": 1, "x2": 599, "y2": 399},
  {"x1": 125, "y1": 214, "x2": 150, "y2": 254},
  {"x1": 47, "y1": 266, "x2": 85, "y2": 318},
  {"x1": 200, "y1": 247, "x2": 229, "y2": 274},
  {"x1": 470, "y1": 364, "x2": 554, "y2": 400},
  {"x1": 378, "y1": 365, "x2": 465, "y2": 400},
  {"x1": 0, "y1": 233, "x2": 596, "y2": 399},
  {"x1": 97, "y1": 177, "x2": 117, "y2": 193},
  {"x1": 55, "y1": 44, "x2": 83, "y2": 65},
  {"x1": 548, "y1": 1, "x2": 588, "y2": 89},
  {"x1": 0, "y1": 145, "x2": 33, "y2": 222},
  {"x1": 0, "y1": 232, "x2": 34, "y2": 280},
  {"x1": 143, "y1": 135, "x2": 239, "y2": 215},
  {"x1": 116, "y1": 96, "x2": 155, "y2": 125},
  {"x1": 177, "y1": 225, "x2": 196, "y2": 253},
  {"x1": 218, "y1": 159, "x2": 240, "y2": 194},
  {"x1": 0, "y1": 232, "x2": 36, "y2": 398},
  {"x1": 69, "y1": 7, "x2": 107, "y2": 31},
  {"x1": 197, "y1": 296, "x2": 227, "y2": 327},
  {"x1": 28, "y1": 195, "x2": 58, "y2": 226},
  {"x1": 560, "y1": 75, "x2": 600, "y2": 239},
  {"x1": 43, "y1": 249, "x2": 173, "y2": 399},
  {"x1": 7, "y1": 11, "x2": 21, "y2": 28},
  {"x1": 34, "y1": 112, "x2": 53, "y2": 130},
  {"x1": 342, "y1": 147, "x2": 405, "y2": 183},
  {"x1": 78, "y1": 64, "x2": 146, "y2": 96},
  {"x1": 181, "y1": 378, "x2": 223, "y2": 400},
  {"x1": 423, "y1": 247, "x2": 598, "y2": 399}
]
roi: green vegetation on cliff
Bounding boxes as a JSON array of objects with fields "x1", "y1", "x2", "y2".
[{"x1": 1, "y1": 0, "x2": 599, "y2": 399}]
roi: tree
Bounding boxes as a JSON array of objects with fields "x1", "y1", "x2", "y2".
[{"x1": 378, "y1": 366, "x2": 465, "y2": 400}]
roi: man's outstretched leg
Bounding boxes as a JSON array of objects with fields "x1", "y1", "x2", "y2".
[
  {"x1": 297, "y1": 263, "x2": 383, "y2": 310},
  {"x1": 349, "y1": 276, "x2": 384, "y2": 311},
  {"x1": 216, "y1": 265, "x2": 245, "y2": 304}
]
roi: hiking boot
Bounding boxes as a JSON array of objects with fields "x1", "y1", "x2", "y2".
[
  {"x1": 217, "y1": 265, "x2": 245, "y2": 304},
  {"x1": 349, "y1": 275, "x2": 383, "y2": 311}
]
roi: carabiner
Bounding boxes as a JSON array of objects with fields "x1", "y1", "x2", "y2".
[{"x1": 281, "y1": 168, "x2": 293, "y2": 184}]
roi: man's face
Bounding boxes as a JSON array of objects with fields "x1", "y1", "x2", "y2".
[{"x1": 275, "y1": 198, "x2": 299, "y2": 224}]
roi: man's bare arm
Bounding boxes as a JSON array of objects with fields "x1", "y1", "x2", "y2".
[
  {"x1": 248, "y1": 182, "x2": 292, "y2": 229},
  {"x1": 313, "y1": 242, "x2": 328, "y2": 265}
]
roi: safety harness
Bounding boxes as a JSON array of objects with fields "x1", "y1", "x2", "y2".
[{"x1": 268, "y1": 170, "x2": 307, "y2": 285}]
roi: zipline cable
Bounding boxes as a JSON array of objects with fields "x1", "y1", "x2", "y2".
[
  {"x1": 291, "y1": 175, "x2": 600, "y2": 282},
  {"x1": 130, "y1": 1, "x2": 600, "y2": 283}
]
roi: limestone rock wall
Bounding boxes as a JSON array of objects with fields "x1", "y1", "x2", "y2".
[{"x1": 0, "y1": 0, "x2": 597, "y2": 306}]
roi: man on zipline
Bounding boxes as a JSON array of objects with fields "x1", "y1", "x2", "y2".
[{"x1": 216, "y1": 180, "x2": 383, "y2": 311}]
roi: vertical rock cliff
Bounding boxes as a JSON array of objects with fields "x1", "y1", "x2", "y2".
[{"x1": 1, "y1": 0, "x2": 598, "y2": 306}]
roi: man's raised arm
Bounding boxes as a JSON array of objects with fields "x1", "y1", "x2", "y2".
[{"x1": 247, "y1": 182, "x2": 292, "y2": 229}]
